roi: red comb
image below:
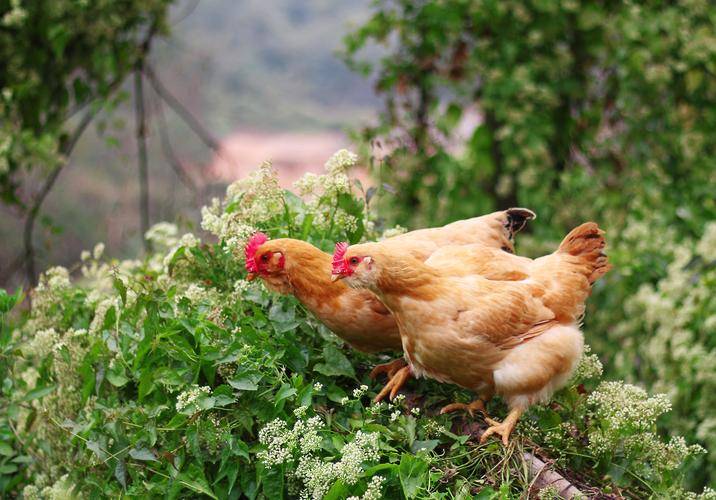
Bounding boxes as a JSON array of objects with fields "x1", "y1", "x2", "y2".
[
  {"x1": 245, "y1": 232, "x2": 269, "y2": 272},
  {"x1": 332, "y1": 242, "x2": 349, "y2": 275}
]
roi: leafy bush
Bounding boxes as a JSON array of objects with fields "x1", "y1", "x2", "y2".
[
  {"x1": 0, "y1": 153, "x2": 711, "y2": 498},
  {"x1": 343, "y1": 1, "x2": 716, "y2": 490}
]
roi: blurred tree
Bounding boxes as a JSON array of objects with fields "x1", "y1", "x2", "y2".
[
  {"x1": 0, "y1": 0, "x2": 175, "y2": 281},
  {"x1": 343, "y1": 0, "x2": 716, "y2": 235},
  {"x1": 344, "y1": 0, "x2": 716, "y2": 489}
]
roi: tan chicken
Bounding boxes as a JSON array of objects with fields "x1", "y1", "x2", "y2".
[
  {"x1": 331, "y1": 223, "x2": 610, "y2": 444},
  {"x1": 244, "y1": 208, "x2": 536, "y2": 401}
]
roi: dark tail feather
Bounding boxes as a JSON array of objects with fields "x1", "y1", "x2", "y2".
[{"x1": 504, "y1": 207, "x2": 537, "y2": 241}]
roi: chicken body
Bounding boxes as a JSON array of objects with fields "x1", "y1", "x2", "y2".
[
  {"x1": 245, "y1": 208, "x2": 536, "y2": 399},
  {"x1": 333, "y1": 223, "x2": 610, "y2": 443}
]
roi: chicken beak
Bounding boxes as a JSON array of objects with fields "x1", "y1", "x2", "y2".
[
  {"x1": 246, "y1": 273, "x2": 257, "y2": 281},
  {"x1": 331, "y1": 273, "x2": 343, "y2": 282}
]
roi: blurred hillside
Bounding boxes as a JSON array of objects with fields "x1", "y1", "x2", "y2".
[{"x1": 0, "y1": 0, "x2": 378, "y2": 286}]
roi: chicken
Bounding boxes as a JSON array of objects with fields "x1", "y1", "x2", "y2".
[
  {"x1": 331, "y1": 223, "x2": 610, "y2": 444},
  {"x1": 244, "y1": 208, "x2": 536, "y2": 401}
]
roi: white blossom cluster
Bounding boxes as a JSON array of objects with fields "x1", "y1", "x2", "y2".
[
  {"x1": 175, "y1": 385, "x2": 212, "y2": 413},
  {"x1": 588, "y1": 381, "x2": 671, "y2": 433},
  {"x1": 346, "y1": 475, "x2": 385, "y2": 500},
  {"x1": 258, "y1": 412, "x2": 380, "y2": 499},
  {"x1": 571, "y1": 344, "x2": 603, "y2": 382},
  {"x1": 23, "y1": 328, "x2": 59, "y2": 358},
  {"x1": 293, "y1": 149, "x2": 363, "y2": 234},
  {"x1": 586, "y1": 381, "x2": 704, "y2": 469},
  {"x1": 179, "y1": 283, "x2": 220, "y2": 306},
  {"x1": 609, "y1": 219, "x2": 716, "y2": 470},
  {"x1": 21, "y1": 474, "x2": 75, "y2": 500},
  {"x1": 201, "y1": 161, "x2": 283, "y2": 254}
]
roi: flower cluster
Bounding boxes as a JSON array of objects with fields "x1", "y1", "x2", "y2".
[
  {"x1": 571, "y1": 344, "x2": 603, "y2": 382},
  {"x1": 175, "y1": 385, "x2": 212, "y2": 413},
  {"x1": 587, "y1": 381, "x2": 704, "y2": 471},
  {"x1": 258, "y1": 412, "x2": 380, "y2": 499},
  {"x1": 201, "y1": 161, "x2": 283, "y2": 254},
  {"x1": 347, "y1": 475, "x2": 385, "y2": 500}
]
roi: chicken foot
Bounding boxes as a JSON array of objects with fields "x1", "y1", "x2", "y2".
[
  {"x1": 439, "y1": 399, "x2": 488, "y2": 417},
  {"x1": 369, "y1": 358, "x2": 407, "y2": 380},
  {"x1": 373, "y1": 365, "x2": 412, "y2": 402},
  {"x1": 480, "y1": 407, "x2": 523, "y2": 446}
]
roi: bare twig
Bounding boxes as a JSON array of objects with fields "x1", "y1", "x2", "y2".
[
  {"x1": 154, "y1": 96, "x2": 202, "y2": 207},
  {"x1": 144, "y1": 64, "x2": 231, "y2": 164},
  {"x1": 22, "y1": 18, "x2": 162, "y2": 286},
  {"x1": 134, "y1": 68, "x2": 151, "y2": 252},
  {"x1": 23, "y1": 109, "x2": 96, "y2": 284}
]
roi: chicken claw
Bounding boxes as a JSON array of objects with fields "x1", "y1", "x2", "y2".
[
  {"x1": 439, "y1": 399, "x2": 487, "y2": 417},
  {"x1": 369, "y1": 358, "x2": 407, "y2": 380},
  {"x1": 374, "y1": 366, "x2": 412, "y2": 402},
  {"x1": 480, "y1": 408, "x2": 523, "y2": 446}
]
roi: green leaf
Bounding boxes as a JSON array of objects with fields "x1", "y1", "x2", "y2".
[
  {"x1": 0, "y1": 442, "x2": 14, "y2": 456},
  {"x1": 129, "y1": 447, "x2": 157, "y2": 461},
  {"x1": 180, "y1": 465, "x2": 219, "y2": 499},
  {"x1": 410, "y1": 440, "x2": 439, "y2": 454},
  {"x1": 399, "y1": 453, "x2": 429, "y2": 499},
  {"x1": 20, "y1": 385, "x2": 56, "y2": 402},
  {"x1": 314, "y1": 345, "x2": 356, "y2": 378},
  {"x1": 323, "y1": 480, "x2": 349, "y2": 500},
  {"x1": 113, "y1": 277, "x2": 127, "y2": 304},
  {"x1": 274, "y1": 383, "x2": 297, "y2": 405},
  {"x1": 228, "y1": 374, "x2": 261, "y2": 391}
]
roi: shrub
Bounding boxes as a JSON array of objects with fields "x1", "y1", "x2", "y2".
[{"x1": 0, "y1": 152, "x2": 709, "y2": 498}]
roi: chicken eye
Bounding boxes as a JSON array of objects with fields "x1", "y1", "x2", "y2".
[
  {"x1": 349, "y1": 257, "x2": 359, "y2": 265},
  {"x1": 261, "y1": 253, "x2": 270, "y2": 262}
]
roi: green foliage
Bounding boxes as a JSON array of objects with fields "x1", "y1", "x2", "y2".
[
  {"x1": 342, "y1": 0, "x2": 716, "y2": 231},
  {"x1": 0, "y1": 0, "x2": 173, "y2": 205},
  {"x1": 0, "y1": 157, "x2": 708, "y2": 498},
  {"x1": 344, "y1": 0, "x2": 716, "y2": 490}
]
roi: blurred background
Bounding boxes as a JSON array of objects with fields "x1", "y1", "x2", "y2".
[
  {"x1": 1, "y1": 0, "x2": 715, "y2": 489},
  {"x1": 0, "y1": 0, "x2": 378, "y2": 283}
]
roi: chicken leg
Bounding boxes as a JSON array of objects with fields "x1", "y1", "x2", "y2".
[
  {"x1": 369, "y1": 358, "x2": 407, "y2": 380},
  {"x1": 439, "y1": 399, "x2": 487, "y2": 417},
  {"x1": 480, "y1": 407, "x2": 523, "y2": 446},
  {"x1": 374, "y1": 365, "x2": 412, "y2": 402},
  {"x1": 440, "y1": 389, "x2": 493, "y2": 417}
]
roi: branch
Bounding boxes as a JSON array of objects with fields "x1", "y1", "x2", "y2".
[
  {"x1": 154, "y1": 97, "x2": 202, "y2": 207},
  {"x1": 144, "y1": 64, "x2": 231, "y2": 164},
  {"x1": 524, "y1": 452, "x2": 583, "y2": 498},
  {"x1": 134, "y1": 68, "x2": 151, "y2": 253},
  {"x1": 23, "y1": 109, "x2": 96, "y2": 285},
  {"x1": 22, "y1": 18, "x2": 162, "y2": 286}
]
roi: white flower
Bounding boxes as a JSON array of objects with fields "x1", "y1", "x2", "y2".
[
  {"x1": 324, "y1": 149, "x2": 358, "y2": 175},
  {"x1": 175, "y1": 386, "x2": 212, "y2": 413},
  {"x1": 340, "y1": 397, "x2": 349, "y2": 406},
  {"x1": 313, "y1": 382, "x2": 323, "y2": 392},
  {"x1": 390, "y1": 410, "x2": 401, "y2": 422},
  {"x1": 352, "y1": 384, "x2": 369, "y2": 398},
  {"x1": 411, "y1": 407, "x2": 421, "y2": 416},
  {"x1": 92, "y1": 242, "x2": 105, "y2": 260}
]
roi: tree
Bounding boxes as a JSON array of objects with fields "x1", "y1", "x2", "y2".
[
  {"x1": 343, "y1": 0, "x2": 716, "y2": 234},
  {"x1": 0, "y1": 0, "x2": 175, "y2": 282}
]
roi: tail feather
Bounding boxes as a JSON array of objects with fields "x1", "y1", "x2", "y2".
[
  {"x1": 558, "y1": 222, "x2": 611, "y2": 284},
  {"x1": 504, "y1": 208, "x2": 537, "y2": 240}
]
